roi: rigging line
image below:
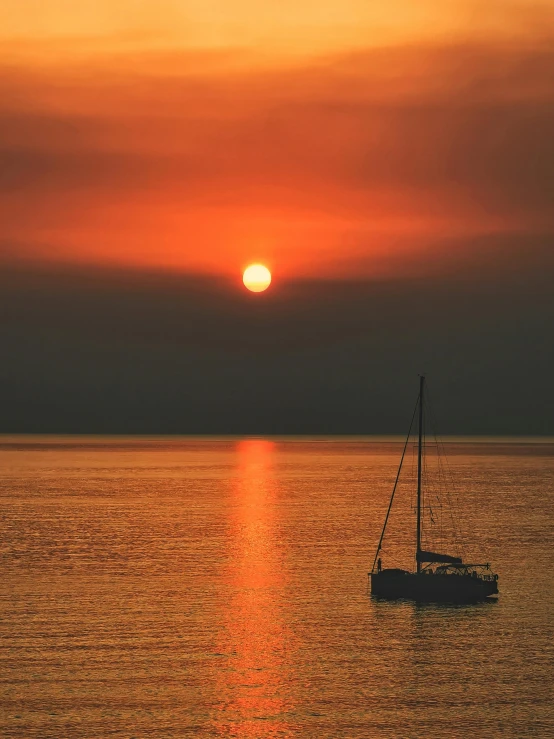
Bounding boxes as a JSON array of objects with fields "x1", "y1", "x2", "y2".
[
  {"x1": 430, "y1": 410, "x2": 446, "y2": 553},
  {"x1": 426, "y1": 387, "x2": 466, "y2": 558},
  {"x1": 435, "y1": 431, "x2": 464, "y2": 555},
  {"x1": 426, "y1": 389, "x2": 456, "y2": 547},
  {"x1": 371, "y1": 395, "x2": 419, "y2": 574},
  {"x1": 438, "y1": 499, "x2": 444, "y2": 552},
  {"x1": 425, "y1": 389, "x2": 448, "y2": 552},
  {"x1": 423, "y1": 407, "x2": 437, "y2": 551}
]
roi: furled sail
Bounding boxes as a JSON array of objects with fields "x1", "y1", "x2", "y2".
[{"x1": 416, "y1": 550, "x2": 462, "y2": 564}]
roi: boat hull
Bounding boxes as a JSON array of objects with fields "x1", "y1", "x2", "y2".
[{"x1": 371, "y1": 570, "x2": 498, "y2": 602}]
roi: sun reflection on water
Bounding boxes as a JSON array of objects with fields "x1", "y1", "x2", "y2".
[{"x1": 213, "y1": 439, "x2": 294, "y2": 737}]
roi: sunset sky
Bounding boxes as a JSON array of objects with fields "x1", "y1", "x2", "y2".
[{"x1": 1, "y1": 1, "x2": 553, "y2": 433}]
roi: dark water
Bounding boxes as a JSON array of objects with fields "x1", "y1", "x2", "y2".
[{"x1": 0, "y1": 437, "x2": 552, "y2": 738}]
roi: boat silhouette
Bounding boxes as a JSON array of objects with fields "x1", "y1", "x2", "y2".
[{"x1": 370, "y1": 376, "x2": 499, "y2": 602}]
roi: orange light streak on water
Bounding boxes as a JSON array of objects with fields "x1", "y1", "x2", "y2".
[{"x1": 212, "y1": 439, "x2": 294, "y2": 737}]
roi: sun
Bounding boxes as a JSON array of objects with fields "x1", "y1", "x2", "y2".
[{"x1": 243, "y1": 264, "x2": 272, "y2": 292}]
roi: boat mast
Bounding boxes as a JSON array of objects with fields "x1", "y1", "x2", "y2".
[{"x1": 416, "y1": 375, "x2": 425, "y2": 573}]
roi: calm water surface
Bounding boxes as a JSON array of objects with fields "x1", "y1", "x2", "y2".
[{"x1": 0, "y1": 437, "x2": 552, "y2": 738}]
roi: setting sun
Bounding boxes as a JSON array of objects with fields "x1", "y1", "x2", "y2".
[{"x1": 243, "y1": 264, "x2": 272, "y2": 293}]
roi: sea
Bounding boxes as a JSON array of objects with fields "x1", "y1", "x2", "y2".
[{"x1": 0, "y1": 437, "x2": 552, "y2": 738}]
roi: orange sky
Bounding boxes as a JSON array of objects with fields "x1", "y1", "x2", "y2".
[
  {"x1": 4, "y1": 1, "x2": 541, "y2": 51},
  {"x1": 1, "y1": 0, "x2": 553, "y2": 278}
]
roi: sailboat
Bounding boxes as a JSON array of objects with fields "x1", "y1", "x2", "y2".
[{"x1": 370, "y1": 376, "x2": 499, "y2": 602}]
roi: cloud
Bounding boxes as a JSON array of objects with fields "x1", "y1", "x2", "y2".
[
  {"x1": 0, "y1": 39, "x2": 553, "y2": 276},
  {"x1": 1, "y1": 250, "x2": 552, "y2": 434}
]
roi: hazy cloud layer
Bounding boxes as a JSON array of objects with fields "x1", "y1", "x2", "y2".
[
  {"x1": 1, "y1": 39, "x2": 553, "y2": 276},
  {"x1": 1, "y1": 250, "x2": 552, "y2": 434}
]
